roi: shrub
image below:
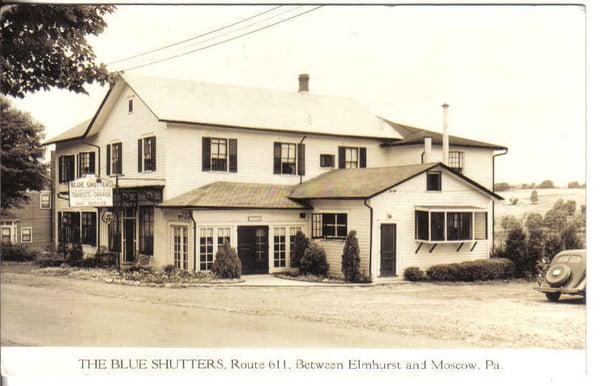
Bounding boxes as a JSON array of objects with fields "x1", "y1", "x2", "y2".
[
  {"x1": 67, "y1": 257, "x2": 115, "y2": 269},
  {"x1": 287, "y1": 267, "x2": 301, "y2": 277},
  {"x1": 527, "y1": 227, "x2": 545, "y2": 267},
  {"x1": 64, "y1": 243, "x2": 83, "y2": 260},
  {"x1": 404, "y1": 266, "x2": 426, "y2": 281},
  {"x1": 524, "y1": 213, "x2": 544, "y2": 231},
  {"x1": 504, "y1": 225, "x2": 530, "y2": 277},
  {"x1": 300, "y1": 242, "x2": 329, "y2": 276},
  {"x1": 341, "y1": 230, "x2": 361, "y2": 282},
  {"x1": 425, "y1": 259, "x2": 515, "y2": 282},
  {"x1": 290, "y1": 230, "x2": 309, "y2": 268},
  {"x1": 561, "y1": 222, "x2": 583, "y2": 250},
  {"x1": 494, "y1": 182, "x2": 512, "y2": 192},
  {"x1": 500, "y1": 215, "x2": 520, "y2": 231},
  {"x1": 490, "y1": 242, "x2": 506, "y2": 258},
  {"x1": 544, "y1": 232, "x2": 564, "y2": 261},
  {"x1": 211, "y1": 241, "x2": 242, "y2": 279},
  {"x1": 0, "y1": 244, "x2": 38, "y2": 261},
  {"x1": 509, "y1": 197, "x2": 519, "y2": 206}
]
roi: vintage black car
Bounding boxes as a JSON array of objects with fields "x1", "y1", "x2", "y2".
[{"x1": 537, "y1": 249, "x2": 586, "y2": 302}]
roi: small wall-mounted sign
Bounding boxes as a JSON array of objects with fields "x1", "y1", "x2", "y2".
[
  {"x1": 178, "y1": 210, "x2": 192, "y2": 221},
  {"x1": 101, "y1": 211, "x2": 114, "y2": 224},
  {"x1": 248, "y1": 216, "x2": 262, "y2": 222}
]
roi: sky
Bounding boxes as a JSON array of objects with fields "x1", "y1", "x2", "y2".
[{"x1": 9, "y1": 3, "x2": 586, "y2": 186}]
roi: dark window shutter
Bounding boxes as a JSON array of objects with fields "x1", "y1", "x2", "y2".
[
  {"x1": 202, "y1": 137, "x2": 211, "y2": 171},
  {"x1": 338, "y1": 147, "x2": 346, "y2": 169},
  {"x1": 150, "y1": 136, "x2": 156, "y2": 171},
  {"x1": 58, "y1": 156, "x2": 64, "y2": 182},
  {"x1": 116, "y1": 143, "x2": 123, "y2": 174},
  {"x1": 228, "y1": 139, "x2": 237, "y2": 172},
  {"x1": 137, "y1": 139, "x2": 142, "y2": 172},
  {"x1": 298, "y1": 143, "x2": 305, "y2": 176},
  {"x1": 91, "y1": 212, "x2": 97, "y2": 246},
  {"x1": 73, "y1": 212, "x2": 81, "y2": 244},
  {"x1": 89, "y1": 152, "x2": 96, "y2": 175},
  {"x1": 106, "y1": 144, "x2": 111, "y2": 175},
  {"x1": 68, "y1": 156, "x2": 75, "y2": 181},
  {"x1": 273, "y1": 142, "x2": 282, "y2": 174},
  {"x1": 77, "y1": 153, "x2": 82, "y2": 177},
  {"x1": 359, "y1": 147, "x2": 367, "y2": 168}
]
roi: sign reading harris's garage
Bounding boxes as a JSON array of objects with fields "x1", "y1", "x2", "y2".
[{"x1": 69, "y1": 176, "x2": 113, "y2": 207}]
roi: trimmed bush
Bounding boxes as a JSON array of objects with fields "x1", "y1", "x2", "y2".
[
  {"x1": 425, "y1": 258, "x2": 515, "y2": 282},
  {"x1": 341, "y1": 230, "x2": 361, "y2": 282},
  {"x1": 211, "y1": 241, "x2": 242, "y2": 279},
  {"x1": 300, "y1": 242, "x2": 329, "y2": 276},
  {"x1": 504, "y1": 225, "x2": 529, "y2": 277},
  {"x1": 290, "y1": 230, "x2": 309, "y2": 268},
  {"x1": 0, "y1": 244, "x2": 38, "y2": 261},
  {"x1": 404, "y1": 266, "x2": 426, "y2": 281}
]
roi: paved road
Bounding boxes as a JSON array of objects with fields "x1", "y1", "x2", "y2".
[{"x1": 1, "y1": 279, "x2": 445, "y2": 348}]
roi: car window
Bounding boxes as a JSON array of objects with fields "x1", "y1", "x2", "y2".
[{"x1": 555, "y1": 255, "x2": 581, "y2": 263}]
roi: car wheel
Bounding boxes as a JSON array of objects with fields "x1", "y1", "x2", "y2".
[{"x1": 545, "y1": 292, "x2": 561, "y2": 302}]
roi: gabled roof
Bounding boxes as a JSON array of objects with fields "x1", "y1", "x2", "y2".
[
  {"x1": 42, "y1": 119, "x2": 91, "y2": 145},
  {"x1": 118, "y1": 73, "x2": 403, "y2": 140},
  {"x1": 381, "y1": 118, "x2": 507, "y2": 150},
  {"x1": 289, "y1": 162, "x2": 503, "y2": 200},
  {"x1": 160, "y1": 181, "x2": 309, "y2": 209}
]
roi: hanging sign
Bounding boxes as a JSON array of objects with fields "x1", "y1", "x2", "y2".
[{"x1": 69, "y1": 176, "x2": 113, "y2": 207}]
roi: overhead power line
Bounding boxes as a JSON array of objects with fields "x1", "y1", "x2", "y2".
[
  {"x1": 107, "y1": 5, "x2": 283, "y2": 66},
  {"x1": 118, "y1": 5, "x2": 324, "y2": 72}
]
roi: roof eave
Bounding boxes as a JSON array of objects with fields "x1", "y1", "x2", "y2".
[{"x1": 380, "y1": 141, "x2": 507, "y2": 151}]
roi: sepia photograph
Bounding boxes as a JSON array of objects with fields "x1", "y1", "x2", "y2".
[{"x1": 0, "y1": 0, "x2": 592, "y2": 382}]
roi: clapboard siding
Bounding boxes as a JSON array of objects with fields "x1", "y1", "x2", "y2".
[
  {"x1": 164, "y1": 123, "x2": 388, "y2": 200},
  {"x1": 384, "y1": 145, "x2": 494, "y2": 190},
  {"x1": 309, "y1": 200, "x2": 370, "y2": 278},
  {"x1": 369, "y1": 166, "x2": 493, "y2": 276},
  {"x1": 9, "y1": 192, "x2": 52, "y2": 248}
]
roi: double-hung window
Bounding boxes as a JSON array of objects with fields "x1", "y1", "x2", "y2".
[
  {"x1": 312, "y1": 213, "x2": 347, "y2": 239},
  {"x1": 107, "y1": 143, "x2": 122, "y2": 175},
  {"x1": 274, "y1": 142, "x2": 305, "y2": 175},
  {"x1": 20, "y1": 227, "x2": 32, "y2": 243},
  {"x1": 202, "y1": 137, "x2": 237, "y2": 172},
  {"x1": 58, "y1": 155, "x2": 75, "y2": 183},
  {"x1": 338, "y1": 146, "x2": 366, "y2": 169},
  {"x1": 40, "y1": 192, "x2": 51, "y2": 209},
  {"x1": 78, "y1": 152, "x2": 96, "y2": 177},
  {"x1": 138, "y1": 136, "x2": 156, "y2": 172},
  {"x1": 1, "y1": 227, "x2": 12, "y2": 244},
  {"x1": 217, "y1": 228, "x2": 231, "y2": 250}
]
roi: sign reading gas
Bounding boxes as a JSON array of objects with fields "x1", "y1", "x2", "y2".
[{"x1": 69, "y1": 176, "x2": 113, "y2": 207}]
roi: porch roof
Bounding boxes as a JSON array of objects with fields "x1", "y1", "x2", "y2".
[
  {"x1": 160, "y1": 181, "x2": 309, "y2": 209},
  {"x1": 0, "y1": 209, "x2": 19, "y2": 221}
]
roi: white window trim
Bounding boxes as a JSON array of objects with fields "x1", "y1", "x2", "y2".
[
  {"x1": 40, "y1": 191, "x2": 51, "y2": 209},
  {"x1": 20, "y1": 227, "x2": 33, "y2": 243}
]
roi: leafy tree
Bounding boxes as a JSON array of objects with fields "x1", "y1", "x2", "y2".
[
  {"x1": 529, "y1": 190, "x2": 539, "y2": 205},
  {"x1": 500, "y1": 215, "x2": 520, "y2": 231},
  {"x1": 527, "y1": 228, "x2": 545, "y2": 269},
  {"x1": 543, "y1": 232, "x2": 564, "y2": 261},
  {"x1": 580, "y1": 204, "x2": 586, "y2": 216},
  {"x1": 290, "y1": 230, "x2": 309, "y2": 268},
  {"x1": 537, "y1": 180, "x2": 555, "y2": 189},
  {"x1": 563, "y1": 200, "x2": 577, "y2": 216},
  {"x1": 567, "y1": 181, "x2": 583, "y2": 189},
  {"x1": 0, "y1": 97, "x2": 47, "y2": 208},
  {"x1": 494, "y1": 182, "x2": 512, "y2": 192},
  {"x1": 1, "y1": 4, "x2": 115, "y2": 98},
  {"x1": 561, "y1": 222, "x2": 583, "y2": 250},
  {"x1": 341, "y1": 230, "x2": 361, "y2": 282}
]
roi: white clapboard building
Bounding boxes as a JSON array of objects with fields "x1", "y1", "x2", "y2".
[{"x1": 44, "y1": 73, "x2": 506, "y2": 278}]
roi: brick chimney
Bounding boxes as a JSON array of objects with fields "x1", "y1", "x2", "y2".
[
  {"x1": 298, "y1": 74, "x2": 309, "y2": 93},
  {"x1": 442, "y1": 103, "x2": 450, "y2": 164}
]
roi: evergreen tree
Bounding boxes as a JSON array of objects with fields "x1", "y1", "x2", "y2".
[
  {"x1": 290, "y1": 230, "x2": 309, "y2": 268},
  {"x1": 504, "y1": 225, "x2": 529, "y2": 277},
  {"x1": 341, "y1": 230, "x2": 361, "y2": 282},
  {"x1": 530, "y1": 190, "x2": 539, "y2": 205}
]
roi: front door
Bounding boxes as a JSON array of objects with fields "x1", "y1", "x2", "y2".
[
  {"x1": 380, "y1": 223, "x2": 397, "y2": 276},
  {"x1": 237, "y1": 226, "x2": 269, "y2": 274},
  {"x1": 172, "y1": 225, "x2": 189, "y2": 271}
]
